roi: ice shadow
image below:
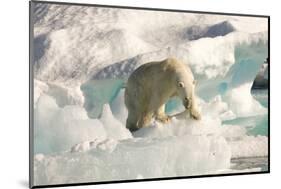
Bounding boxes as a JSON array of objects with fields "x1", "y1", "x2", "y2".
[
  {"x1": 184, "y1": 21, "x2": 235, "y2": 40},
  {"x1": 34, "y1": 34, "x2": 49, "y2": 63}
]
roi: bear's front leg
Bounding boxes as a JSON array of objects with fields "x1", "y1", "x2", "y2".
[
  {"x1": 190, "y1": 108, "x2": 201, "y2": 120},
  {"x1": 155, "y1": 104, "x2": 170, "y2": 123},
  {"x1": 189, "y1": 96, "x2": 201, "y2": 120}
]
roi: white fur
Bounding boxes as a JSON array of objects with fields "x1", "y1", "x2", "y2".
[{"x1": 125, "y1": 58, "x2": 201, "y2": 131}]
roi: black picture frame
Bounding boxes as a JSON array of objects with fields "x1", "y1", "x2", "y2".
[{"x1": 29, "y1": 1, "x2": 270, "y2": 188}]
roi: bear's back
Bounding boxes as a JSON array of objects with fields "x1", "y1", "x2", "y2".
[
  {"x1": 131, "y1": 58, "x2": 182, "y2": 76},
  {"x1": 127, "y1": 57, "x2": 192, "y2": 86}
]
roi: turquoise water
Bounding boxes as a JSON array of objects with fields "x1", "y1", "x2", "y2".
[
  {"x1": 249, "y1": 89, "x2": 268, "y2": 136},
  {"x1": 80, "y1": 79, "x2": 125, "y2": 118},
  {"x1": 251, "y1": 89, "x2": 268, "y2": 108}
]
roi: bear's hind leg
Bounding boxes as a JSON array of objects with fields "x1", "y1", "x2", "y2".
[{"x1": 155, "y1": 104, "x2": 170, "y2": 123}]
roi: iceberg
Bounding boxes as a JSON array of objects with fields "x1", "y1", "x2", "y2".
[{"x1": 34, "y1": 95, "x2": 107, "y2": 154}]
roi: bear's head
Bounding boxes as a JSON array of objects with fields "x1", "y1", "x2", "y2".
[{"x1": 175, "y1": 76, "x2": 196, "y2": 110}]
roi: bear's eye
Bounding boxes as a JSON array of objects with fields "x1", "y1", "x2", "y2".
[{"x1": 178, "y1": 82, "x2": 184, "y2": 88}]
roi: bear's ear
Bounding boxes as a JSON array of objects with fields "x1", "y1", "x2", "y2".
[
  {"x1": 178, "y1": 81, "x2": 184, "y2": 88},
  {"x1": 193, "y1": 80, "x2": 197, "y2": 86}
]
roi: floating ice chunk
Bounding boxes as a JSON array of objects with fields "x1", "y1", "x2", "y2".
[
  {"x1": 34, "y1": 95, "x2": 107, "y2": 154},
  {"x1": 228, "y1": 135, "x2": 268, "y2": 158},
  {"x1": 100, "y1": 104, "x2": 132, "y2": 140},
  {"x1": 202, "y1": 96, "x2": 228, "y2": 115},
  {"x1": 224, "y1": 83, "x2": 267, "y2": 117},
  {"x1": 201, "y1": 95, "x2": 236, "y2": 121},
  {"x1": 220, "y1": 110, "x2": 236, "y2": 121}
]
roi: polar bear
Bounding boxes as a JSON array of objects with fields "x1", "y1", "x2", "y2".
[{"x1": 124, "y1": 58, "x2": 201, "y2": 132}]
